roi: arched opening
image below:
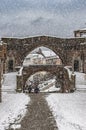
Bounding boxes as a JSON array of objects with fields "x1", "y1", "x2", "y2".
[
  {"x1": 17, "y1": 46, "x2": 72, "y2": 93},
  {"x1": 23, "y1": 46, "x2": 62, "y2": 66},
  {"x1": 21, "y1": 46, "x2": 65, "y2": 93},
  {"x1": 74, "y1": 60, "x2": 79, "y2": 71},
  {"x1": 24, "y1": 71, "x2": 60, "y2": 93},
  {"x1": 17, "y1": 64, "x2": 73, "y2": 93},
  {"x1": 8, "y1": 59, "x2": 14, "y2": 72}
]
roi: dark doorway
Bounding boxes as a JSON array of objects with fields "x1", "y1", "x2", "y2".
[
  {"x1": 74, "y1": 60, "x2": 79, "y2": 71},
  {"x1": 8, "y1": 60, "x2": 14, "y2": 72}
]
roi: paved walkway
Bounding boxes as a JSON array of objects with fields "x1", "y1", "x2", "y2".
[{"x1": 16, "y1": 93, "x2": 58, "y2": 130}]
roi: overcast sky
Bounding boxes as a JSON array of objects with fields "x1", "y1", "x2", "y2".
[{"x1": 0, "y1": 0, "x2": 86, "y2": 38}]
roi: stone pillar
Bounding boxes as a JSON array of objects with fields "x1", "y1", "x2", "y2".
[
  {"x1": 60, "y1": 69, "x2": 71, "y2": 93},
  {"x1": 55, "y1": 74, "x2": 64, "y2": 93},
  {"x1": 16, "y1": 75, "x2": 23, "y2": 92},
  {"x1": 70, "y1": 74, "x2": 76, "y2": 92},
  {"x1": 55, "y1": 76, "x2": 62, "y2": 88}
]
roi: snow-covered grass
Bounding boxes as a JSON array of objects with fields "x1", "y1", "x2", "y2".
[
  {"x1": 46, "y1": 92, "x2": 86, "y2": 130},
  {"x1": 0, "y1": 72, "x2": 30, "y2": 130},
  {"x1": 46, "y1": 72, "x2": 86, "y2": 130}
]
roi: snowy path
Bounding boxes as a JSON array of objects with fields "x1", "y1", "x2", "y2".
[{"x1": 12, "y1": 93, "x2": 58, "y2": 130}]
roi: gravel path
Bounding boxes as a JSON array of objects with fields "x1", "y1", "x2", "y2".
[{"x1": 8, "y1": 93, "x2": 58, "y2": 130}]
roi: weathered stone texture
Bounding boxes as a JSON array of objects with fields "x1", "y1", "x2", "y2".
[
  {"x1": 16, "y1": 75, "x2": 23, "y2": 92},
  {"x1": 22, "y1": 65, "x2": 75, "y2": 93},
  {"x1": 0, "y1": 42, "x2": 7, "y2": 102},
  {"x1": 1, "y1": 36, "x2": 86, "y2": 73},
  {"x1": 1, "y1": 36, "x2": 86, "y2": 93}
]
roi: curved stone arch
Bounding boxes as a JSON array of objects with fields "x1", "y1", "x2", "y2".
[
  {"x1": 2, "y1": 36, "x2": 67, "y2": 67},
  {"x1": 23, "y1": 68, "x2": 57, "y2": 86},
  {"x1": 25, "y1": 70, "x2": 56, "y2": 88},
  {"x1": 22, "y1": 65, "x2": 71, "y2": 92},
  {"x1": 23, "y1": 44, "x2": 65, "y2": 64},
  {"x1": 2, "y1": 36, "x2": 86, "y2": 73}
]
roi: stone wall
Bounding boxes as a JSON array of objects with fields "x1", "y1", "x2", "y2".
[{"x1": 1, "y1": 36, "x2": 86, "y2": 73}]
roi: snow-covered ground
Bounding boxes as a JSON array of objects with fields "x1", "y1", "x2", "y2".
[
  {"x1": 46, "y1": 92, "x2": 86, "y2": 130},
  {"x1": 43, "y1": 85, "x2": 60, "y2": 92},
  {"x1": 38, "y1": 79, "x2": 60, "y2": 92},
  {"x1": 0, "y1": 72, "x2": 30, "y2": 130},
  {"x1": 0, "y1": 71, "x2": 86, "y2": 130},
  {"x1": 46, "y1": 72, "x2": 86, "y2": 130},
  {"x1": 75, "y1": 72, "x2": 86, "y2": 90},
  {"x1": 2, "y1": 72, "x2": 17, "y2": 91}
]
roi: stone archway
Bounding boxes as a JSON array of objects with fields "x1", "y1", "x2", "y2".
[
  {"x1": 2, "y1": 36, "x2": 67, "y2": 67},
  {"x1": 2, "y1": 36, "x2": 86, "y2": 73},
  {"x1": 17, "y1": 65, "x2": 75, "y2": 93},
  {"x1": 23, "y1": 45, "x2": 65, "y2": 65},
  {"x1": 23, "y1": 46, "x2": 62, "y2": 66}
]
